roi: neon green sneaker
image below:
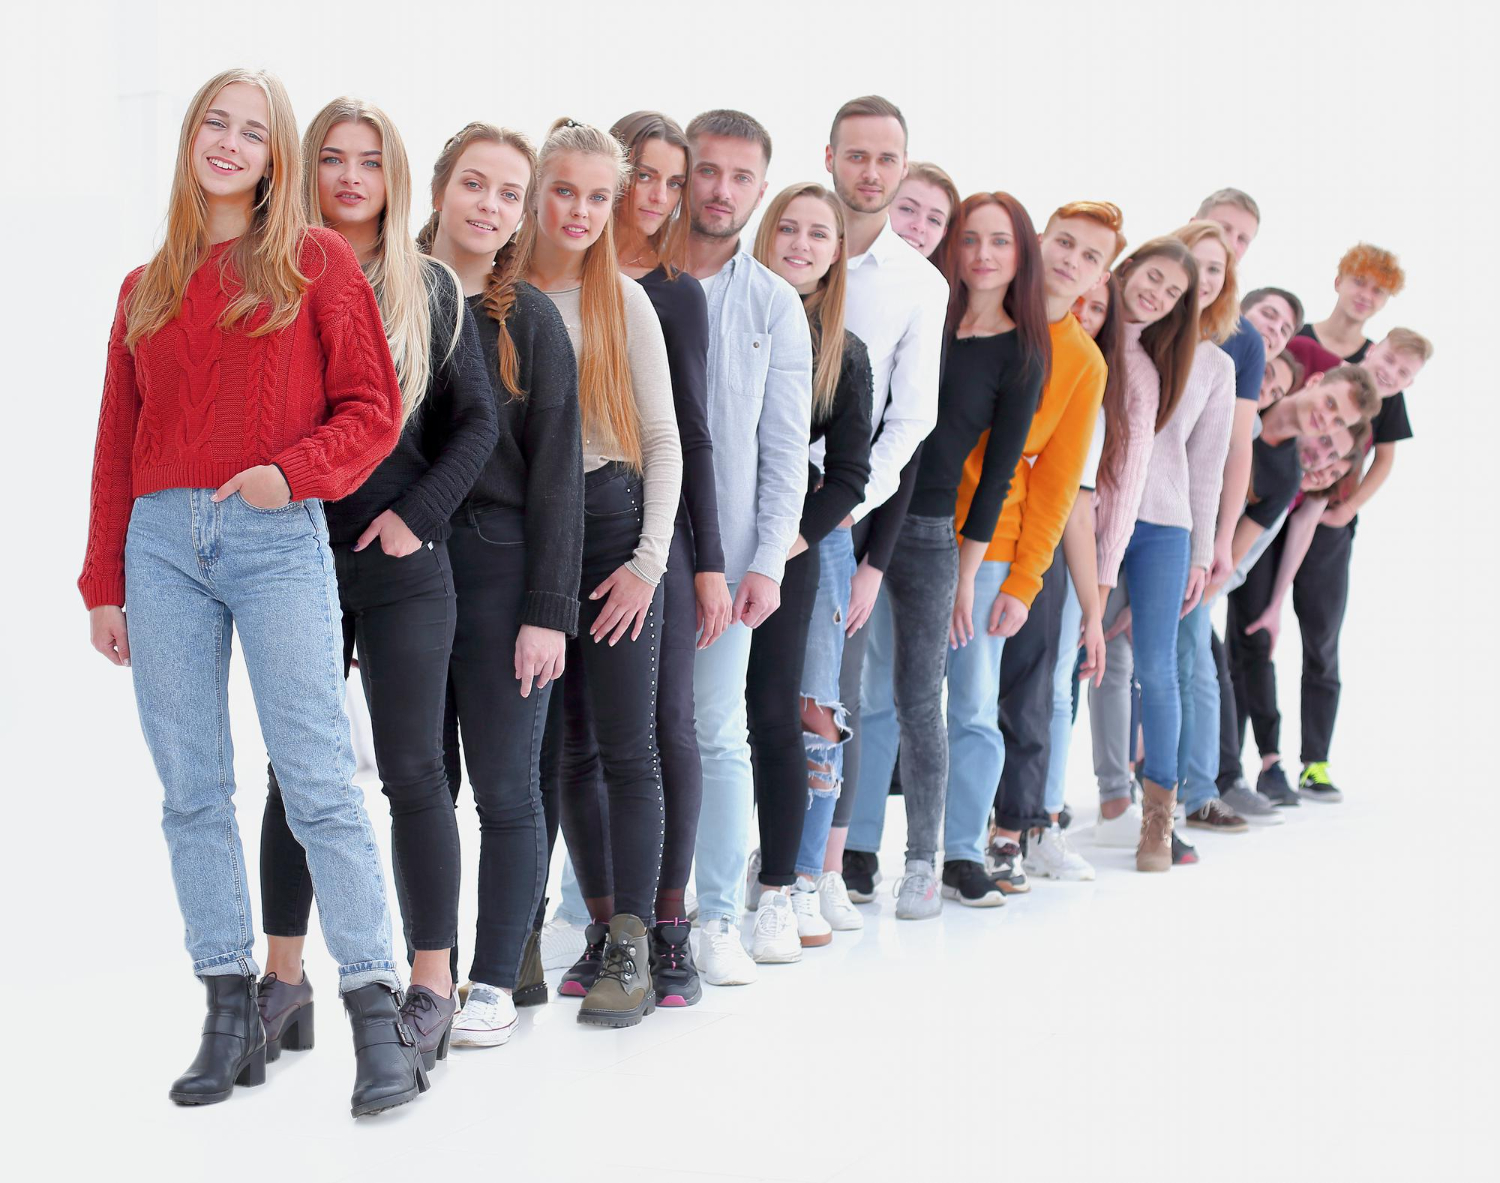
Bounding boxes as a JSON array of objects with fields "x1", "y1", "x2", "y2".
[{"x1": 1298, "y1": 762, "x2": 1343, "y2": 804}]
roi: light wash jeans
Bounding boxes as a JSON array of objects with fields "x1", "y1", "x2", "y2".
[
  {"x1": 1044, "y1": 566, "x2": 1083, "y2": 816},
  {"x1": 1176, "y1": 600, "x2": 1221, "y2": 814},
  {"x1": 125, "y1": 488, "x2": 398, "y2": 991},
  {"x1": 942, "y1": 559, "x2": 1012, "y2": 865},
  {"x1": 690, "y1": 598, "x2": 757, "y2": 926},
  {"x1": 795, "y1": 528, "x2": 857, "y2": 878}
]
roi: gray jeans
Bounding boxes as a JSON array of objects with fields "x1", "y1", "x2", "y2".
[{"x1": 1089, "y1": 581, "x2": 1137, "y2": 803}]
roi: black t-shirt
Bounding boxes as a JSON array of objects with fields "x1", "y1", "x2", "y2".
[
  {"x1": 1246, "y1": 433, "x2": 1300, "y2": 529},
  {"x1": 1300, "y1": 326, "x2": 1414, "y2": 444}
]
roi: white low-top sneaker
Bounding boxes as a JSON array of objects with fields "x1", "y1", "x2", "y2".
[
  {"x1": 815, "y1": 870, "x2": 864, "y2": 931},
  {"x1": 698, "y1": 917, "x2": 758, "y2": 985},
  {"x1": 791, "y1": 879, "x2": 833, "y2": 946},
  {"x1": 1092, "y1": 801, "x2": 1144, "y2": 848},
  {"x1": 1029, "y1": 823, "x2": 1096, "y2": 881},
  {"x1": 450, "y1": 982, "x2": 518, "y2": 1047},
  {"x1": 894, "y1": 859, "x2": 942, "y2": 921},
  {"x1": 540, "y1": 912, "x2": 588, "y2": 971},
  {"x1": 750, "y1": 891, "x2": 802, "y2": 963}
]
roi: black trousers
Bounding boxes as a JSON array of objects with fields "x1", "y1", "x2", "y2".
[
  {"x1": 1228, "y1": 530, "x2": 1283, "y2": 759},
  {"x1": 1291, "y1": 522, "x2": 1353, "y2": 763},
  {"x1": 831, "y1": 515, "x2": 876, "y2": 829},
  {"x1": 262, "y1": 540, "x2": 460, "y2": 953},
  {"x1": 443, "y1": 507, "x2": 551, "y2": 990},
  {"x1": 993, "y1": 544, "x2": 1067, "y2": 833},
  {"x1": 554, "y1": 465, "x2": 665, "y2": 925},
  {"x1": 1212, "y1": 630, "x2": 1241, "y2": 788},
  {"x1": 747, "y1": 545, "x2": 820, "y2": 885}
]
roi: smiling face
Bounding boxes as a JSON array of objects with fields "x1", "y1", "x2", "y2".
[
  {"x1": 192, "y1": 81, "x2": 271, "y2": 201},
  {"x1": 1334, "y1": 272, "x2": 1390, "y2": 323},
  {"x1": 1190, "y1": 235, "x2": 1228, "y2": 308},
  {"x1": 889, "y1": 177, "x2": 952, "y2": 258},
  {"x1": 1298, "y1": 425, "x2": 1354, "y2": 472},
  {"x1": 1041, "y1": 216, "x2": 1117, "y2": 307},
  {"x1": 435, "y1": 140, "x2": 530, "y2": 259},
  {"x1": 689, "y1": 133, "x2": 767, "y2": 240},
  {"x1": 628, "y1": 137, "x2": 687, "y2": 240},
  {"x1": 1072, "y1": 281, "x2": 1110, "y2": 339},
  {"x1": 1201, "y1": 202, "x2": 1258, "y2": 261},
  {"x1": 957, "y1": 202, "x2": 1017, "y2": 297},
  {"x1": 536, "y1": 150, "x2": 617, "y2": 255},
  {"x1": 1259, "y1": 353, "x2": 1295, "y2": 409},
  {"x1": 1362, "y1": 337, "x2": 1426, "y2": 396},
  {"x1": 1120, "y1": 254, "x2": 1190, "y2": 325},
  {"x1": 765, "y1": 193, "x2": 841, "y2": 294},
  {"x1": 1244, "y1": 293, "x2": 1297, "y2": 359},
  {"x1": 1301, "y1": 454, "x2": 1353, "y2": 492},
  {"x1": 825, "y1": 114, "x2": 907, "y2": 215},
  {"x1": 316, "y1": 119, "x2": 385, "y2": 232},
  {"x1": 1287, "y1": 373, "x2": 1363, "y2": 440}
]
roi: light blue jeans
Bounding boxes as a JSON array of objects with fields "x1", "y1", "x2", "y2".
[
  {"x1": 795, "y1": 528, "x2": 857, "y2": 878},
  {"x1": 125, "y1": 488, "x2": 398, "y2": 991},
  {"x1": 1176, "y1": 600, "x2": 1221, "y2": 814},
  {"x1": 941, "y1": 560, "x2": 1012, "y2": 865},
  {"x1": 690, "y1": 598, "x2": 757, "y2": 926},
  {"x1": 1044, "y1": 567, "x2": 1083, "y2": 816}
]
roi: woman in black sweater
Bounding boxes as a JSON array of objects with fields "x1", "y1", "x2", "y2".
[
  {"x1": 258, "y1": 100, "x2": 500, "y2": 1072},
  {"x1": 421, "y1": 123, "x2": 585, "y2": 1049},
  {"x1": 741, "y1": 183, "x2": 872, "y2": 962}
]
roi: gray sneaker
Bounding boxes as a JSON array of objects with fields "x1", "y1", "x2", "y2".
[
  {"x1": 893, "y1": 859, "x2": 942, "y2": 921},
  {"x1": 1221, "y1": 779, "x2": 1285, "y2": 825}
]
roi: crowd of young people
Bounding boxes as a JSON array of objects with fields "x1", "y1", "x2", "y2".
[{"x1": 81, "y1": 70, "x2": 1431, "y2": 1117}]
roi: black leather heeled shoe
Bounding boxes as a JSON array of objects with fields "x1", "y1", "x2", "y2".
[
  {"x1": 169, "y1": 974, "x2": 268, "y2": 1106},
  {"x1": 258, "y1": 969, "x2": 314, "y2": 1062},
  {"x1": 344, "y1": 982, "x2": 429, "y2": 1118}
]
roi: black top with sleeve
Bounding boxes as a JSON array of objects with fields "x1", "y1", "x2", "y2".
[
  {"x1": 1245, "y1": 433, "x2": 1300, "y2": 529},
  {"x1": 801, "y1": 330, "x2": 874, "y2": 547}
]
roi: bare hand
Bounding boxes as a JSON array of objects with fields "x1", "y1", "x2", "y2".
[
  {"x1": 1180, "y1": 566, "x2": 1208, "y2": 619},
  {"x1": 1104, "y1": 605, "x2": 1133, "y2": 644},
  {"x1": 90, "y1": 606, "x2": 130, "y2": 666},
  {"x1": 514, "y1": 624, "x2": 565, "y2": 698},
  {"x1": 1078, "y1": 612, "x2": 1106, "y2": 688},
  {"x1": 213, "y1": 464, "x2": 290, "y2": 509},
  {"x1": 845, "y1": 560, "x2": 883, "y2": 637},
  {"x1": 950, "y1": 575, "x2": 976, "y2": 649},
  {"x1": 987, "y1": 591, "x2": 1029, "y2": 638},
  {"x1": 733, "y1": 572, "x2": 782, "y2": 629},
  {"x1": 354, "y1": 509, "x2": 421, "y2": 557},
  {"x1": 589, "y1": 564, "x2": 656, "y2": 645},
  {"x1": 694, "y1": 571, "x2": 733, "y2": 650},
  {"x1": 1209, "y1": 539, "x2": 1234, "y2": 588},
  {"x1": 1244, "y1": 602, "x2": 1283, "y2": 656}
]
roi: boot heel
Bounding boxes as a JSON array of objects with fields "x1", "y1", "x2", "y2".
[
  {"x1": 436, "y1": 1022, "x2": 452, "y2": 1062},
  {"x1": 236, "y1": 1046, "x2": 267, "y2": 1088},
  {"x1": 415, "y1": 1059, "x2": 431, "y2": 1094},
  {"x1": 281, "y1": 1003, "x2": 314, "y2": 1051}
]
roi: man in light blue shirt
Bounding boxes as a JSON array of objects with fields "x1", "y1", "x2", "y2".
[{"x1": 683, "y1": 109, "x2": 812, "y2": 987}]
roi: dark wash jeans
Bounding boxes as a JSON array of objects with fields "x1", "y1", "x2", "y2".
[{"x1": 262, "y1": 539, "x2": 460, "y2": 953}]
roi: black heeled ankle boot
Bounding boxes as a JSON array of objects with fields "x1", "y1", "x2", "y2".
[
  {"x1": 514, "y1": 898, "x2": 548, "y2": 1008},
  {"x1": 169, "y1": 974, "x2": 268, "y2": 1106},
  {"x1": 344, "y1": 982, "x2": 429, "y2": 1118},
  {"x1": 257, "y1": 967, "x2": 314, "y2": 1063}
]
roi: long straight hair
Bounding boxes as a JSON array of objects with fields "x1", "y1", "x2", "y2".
[
  {"x1": 416, "y1": 122, "x2": 536, "y2": 399},
  {"x1": 611, "y1": 110, "x2": 693, "y2": 278},
  {"x1": 516, "y1": 117, "x2": 641, "y2": 468},
  {"x1": 302, "y1": 97, "x2": 460, "y2": 426},
  {"x1": 1171, "y1": 221, "x2": 1239, "y2": 345},
  {"x1": 1088, "y1": 275, "x2": 1129, "y2": 494},
  {"x1": 753, "y1": 183, "x2": 848, "y2": 421},
  {"x1": 126, "y1": 68, "x2": 308, "y2": 346},
  {"x1": 1114, "y1": 236, "x2": 1200, "y2": 430},
  {"x1": 943, "y1": 192, "x2": 1052, "y2": 386}
]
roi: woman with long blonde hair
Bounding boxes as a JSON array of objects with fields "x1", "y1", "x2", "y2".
[
  {"x1": 79, "y1": 69, "x2": 425, "y2": 1116},
  {"x1": 256, "y1": 96, "x2": 500, "y2": 1074},
  {"x1": 525, "y1": 117, "x2": 681, "y2": 1028}
]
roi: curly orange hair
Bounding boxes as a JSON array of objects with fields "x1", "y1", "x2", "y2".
[{"x1": 1336, "y1": 242, "x2": 1405, "y2": 296}]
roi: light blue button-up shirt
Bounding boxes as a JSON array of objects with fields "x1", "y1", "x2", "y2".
[{"x1": 700, "y1": 244, "x2": 813, "y2": 585}]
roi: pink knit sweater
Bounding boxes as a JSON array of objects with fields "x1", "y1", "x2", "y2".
[{"x1": 1093, "y1": 321, "x2": 1158, "y2": 586}]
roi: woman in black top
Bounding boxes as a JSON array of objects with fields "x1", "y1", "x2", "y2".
[
  {"x1": 849, "y1": 191, "x2": 1048, "y2": 917},
  {"x1": 421, "y1": 123, "x2": 585, "y2": 1049},
  {"x1": 258, "y1": 100, "x2": 499, "y2": 1071},
  {"x1": 740, "y1": 183, "x2": 872, "y2": 960}
]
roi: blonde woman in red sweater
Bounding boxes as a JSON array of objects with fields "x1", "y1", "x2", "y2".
[{"x1": 80, "y1": 70, "x2": 424, "y2": 1117}]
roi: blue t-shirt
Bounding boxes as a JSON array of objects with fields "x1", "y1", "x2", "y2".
[{"x1": 1222, "y1": 315, "x2": 1266, "y2": 401}]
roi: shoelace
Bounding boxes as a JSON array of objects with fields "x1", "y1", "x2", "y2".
[
  {"x1": 595, "y1": 942, "x2": 637, "y2": 989},
  {"x1": 1303, "y1": 761, "x2": 1333, "y2": 785},
  {"x1": 755, "y1": 898, "x2": 788, "y2": 935},
  {"x1": 655, "y1": 937, "x2": 684, "y2": 975},
  {"x1": 463, "y1": 985, "x2": 503, "y2": 1017},
  {"x1": 893, "y1": 870, "x2": 933, "y2": 899}
]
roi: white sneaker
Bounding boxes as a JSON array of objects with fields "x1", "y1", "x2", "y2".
[
  {"x1": 685, "y1": 888, "x2": 699, "y2": 924},
  {"x1": 1029, "y1": 823, "x2": 1096, "y2": 881},
  {"x1": 815, "y1": 870, "x2": 864, "y2": 931},
  {"x1": 540, "y1": 912, "x2": 588, "y2": 971},
  {"x1": 744, "y1": 849, "x2": 763, "y2": 911},
  {"x1": 1093, "y1": 801, "x2": 1144, "y2": 847},
  {"x1": 698, "y1": 917, "x2": 758, "y2": 985},
  {"x1": 450, "y1": 982, "x2": 518, "y2": 1047},
  {"x1": 791, "y1": 879, "x2": 834, "y2": 946},
  {"x1": 750, "y1": 890, "x2": 802, "y2": 963},
  {"x1": 893, "y1": 859, "x2": 942, "y2": 921}
]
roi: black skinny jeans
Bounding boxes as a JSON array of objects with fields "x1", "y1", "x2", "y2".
[
  {"x1": 552, "y1": 465, "x2": 666, "y2": 925},
  {"x1": 262, "y1": 540, "x2": 460, "y2": 953},
  {"x1": 1228, "y1": 531, "x2": 1283, "y2": 760},
  {"x1": 747, "y1": 545, "x2": 820, "y2": 885},
  {"x1": 1291, "y1": 521, "x2": 1353, "y2": 764},
  {"x1": 442, "y1": 506, "x2": 551, "y2": 990}
]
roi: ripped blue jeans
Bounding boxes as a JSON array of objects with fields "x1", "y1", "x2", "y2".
[{"x1": 794, "y1": 527, "x2": 857, "y2": 878}]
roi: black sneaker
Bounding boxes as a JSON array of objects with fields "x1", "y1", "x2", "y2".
[
  {"x1": 649, "y1": 919, "x2": 701, "y2": 1008},
  {"x1": 1172, "y1": 832, "x2": 1199, "y2": 865},
  {"x1": 1257, "y1": 762, "x2": 1301, "y2": 808},
  {"x1": 1298, "y1": 762, "x2": 1344, "y2": 804},
  {"x1": 940, "y1": 859, "x2": 1005, "y2": 908},
  {"x1": 557, "y1": 922, "x2": 607, "y2": 998},
  {"x1": 984, "y1": 838, "x2": 1031, "y2": 895},
  {"x1": 843, "y1": 850, "x2": 880, "y2": 903}
]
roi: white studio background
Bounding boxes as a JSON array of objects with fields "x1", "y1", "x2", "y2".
[{"x1": 2, "y1": 0, "x2": 1496, "y2": 1178}]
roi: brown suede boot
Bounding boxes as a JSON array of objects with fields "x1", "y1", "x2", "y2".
[
  {"x1": 1137, "y1": 778, "x2": 1177, "y2": 873},
  {"x1": 578, "y1": 914, "x2": 655, "y2": 1028}
]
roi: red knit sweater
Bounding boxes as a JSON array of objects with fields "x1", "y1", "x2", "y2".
[{"x1": 79, "y1": 227, "x2": 402, "y2": 609}]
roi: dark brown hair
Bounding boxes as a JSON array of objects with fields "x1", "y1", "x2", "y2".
[
  {"x1": 1114, "y1": 237, "x2": 1201, "y2": 430},
  {"x1": 1090, "y1": 274, "x2": 1129, "y2": 494},
  {"x1": 611, "y1": 110, "x2": 693, "y2": 278}
]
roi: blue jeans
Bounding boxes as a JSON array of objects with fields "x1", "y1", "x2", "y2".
[
  {"x1": 125, "y1": 488, "x2": 398, "y2": 990},
  {"x1": 1120, "y1": 522, "x2": 1191, "y2": 788},
  {"x1": 691, "y1": 600, "x2": 756, "y2": 926},
  {"x1": 942, "y1": 560, "x2": 1012, "y2": 865},
  {"x1": 1044, "y1": 566, "x2": 1082, "y2": 816},
  {"x1": 795, "y1": 528, "x2": 856, "y2": 878},
  {"x1": 1176, "y1": 600, "x2": 1221, "y2": 814}
]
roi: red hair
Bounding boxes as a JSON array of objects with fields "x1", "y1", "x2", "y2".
[{"x1": 1337, "y1": 242, "x2": 1405, "y2": 295}]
